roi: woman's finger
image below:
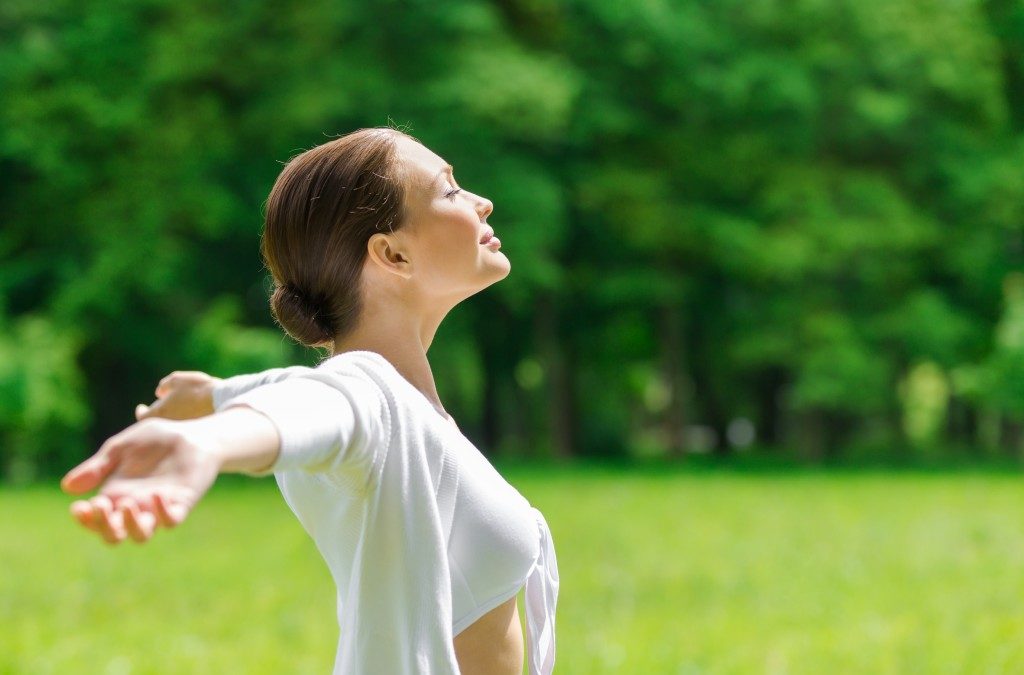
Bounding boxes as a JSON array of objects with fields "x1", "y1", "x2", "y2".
[
  {"x1": 153, "y1": 492, "x2": 187, "y2": 528},
  {"x1": 153, "y1": 493, "x2": 177, "y2": 528},
  {"x1": 93, "y1": 496, "x2": 127, "y2": 545},
  {"x1": 135, "y1": 399, "x2": 165, "y2": 420},
  {"x1": 122, "y1": 499, "x2": 156, "y2": 543},
  {"x1": 119, "y1": 498, "x2": 143, "y2": 541},
  {"x1": 156, "y1": 372, "x2": 182, "y2": 398},
  {"x1": 70, "y1": 500, "x2": 100, "y2": 532},
  {"x1": 61, "y1": 451, "x2": 116, "y2": 495}
]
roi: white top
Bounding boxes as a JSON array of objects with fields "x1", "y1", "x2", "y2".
[{"x1": 212, "y1": 350, "x2": 559, "y2": 674}]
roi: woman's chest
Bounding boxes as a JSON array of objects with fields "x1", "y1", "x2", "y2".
[{"x1": 442, "y1": 431, "x2": 539, "y2": 601}]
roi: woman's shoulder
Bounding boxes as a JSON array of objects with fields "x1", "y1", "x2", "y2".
[
  {"x1": 319, "y1": 351, "x2": 449, "y2": 429},
  {"x1": 313, "y1": 351, "x2": 408, "y2": 409},
  {"x1": 319, "y1": 350, "x2": 398, "y2": 381}
]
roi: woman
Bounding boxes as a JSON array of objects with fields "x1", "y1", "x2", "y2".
[{"x1": 60, "y1": 127, "x2": 559, "y2": 675}]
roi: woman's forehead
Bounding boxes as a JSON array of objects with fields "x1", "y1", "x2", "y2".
[{"x1": 396, "y1": 137, "x2": 449, "y2": 192}]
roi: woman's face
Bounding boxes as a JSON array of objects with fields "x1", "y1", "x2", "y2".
[{"x1": 389, "y1": 136, "x2": 510, "y2": 301}]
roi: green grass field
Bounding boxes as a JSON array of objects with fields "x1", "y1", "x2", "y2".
[{"x1": 5, "y1": 465, "x2": 1024, "y2": 674}]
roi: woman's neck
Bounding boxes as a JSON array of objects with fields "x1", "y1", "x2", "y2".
[{"x1": 332, "y1": 337, "x2": 446, "y2": 417}]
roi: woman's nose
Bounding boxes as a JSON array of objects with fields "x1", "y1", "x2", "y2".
[{"x1": 476, "y1": 196, "x2": 493, "y2": 221}]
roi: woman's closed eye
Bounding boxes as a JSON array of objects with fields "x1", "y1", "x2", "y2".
[{"x1": 444, "y1": 187, "x2": 462, "y2": 200}]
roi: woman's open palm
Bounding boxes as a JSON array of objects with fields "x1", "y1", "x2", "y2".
[{"x1": 61, "y1": 418, "x2": 222, "y2": 545}]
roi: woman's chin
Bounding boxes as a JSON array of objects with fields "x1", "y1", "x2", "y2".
[
  {"x1": 488, "y1": 251, "x2": 511, "y2": 274},
  {"x1": 472, "y1": 263, "x2": 511, "y2": 293}
]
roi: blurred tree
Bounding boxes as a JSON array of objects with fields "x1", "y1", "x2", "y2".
[{"x1": 3, "y1": 0, "x2": 1024, "y2": 475}]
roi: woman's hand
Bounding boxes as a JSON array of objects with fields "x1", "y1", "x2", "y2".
[
  {"x1": 60, "y1": 417, "x2": 224, "y2": 545},
  {"x1": 135, "y1": 370, "x2": 222, "y2": 422}
]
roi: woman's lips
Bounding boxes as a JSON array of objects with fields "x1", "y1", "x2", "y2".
[{"x1": 480, "y1": 229, "x2": 500, "y2": 248}]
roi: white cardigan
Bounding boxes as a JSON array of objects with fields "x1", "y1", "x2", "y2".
[{"x1": 212, "y1": 350, "x2": 558, "y2": 674}]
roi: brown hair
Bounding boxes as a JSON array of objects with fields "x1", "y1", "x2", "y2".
[{"x1": 261, "y1": 127, "x2": 416, "y2": 350}]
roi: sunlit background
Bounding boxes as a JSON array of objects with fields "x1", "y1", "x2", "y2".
[{"x1": 4, "y1": 0, "x2": 1024, "y2": 672}]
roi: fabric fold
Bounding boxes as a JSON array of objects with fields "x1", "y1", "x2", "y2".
[
  {"x1": 525, "y1": 506, "x2": 560, "y2": 675},
  {"x1": 210, "y1": 351, "x2": 559, "y2": 673}
]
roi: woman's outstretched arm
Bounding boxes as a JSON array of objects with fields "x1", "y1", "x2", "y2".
[
  {"x1": 66, "y1": 366, "x2": 313, "y2": 544},
  {"x1": 61, "y1": 408, "x2": 281, "y2": 545},
  {"x1": 133, "y1": 364, "x2": 317, "y2": 422},
  {"x1": 63, "y1": 371, "x2": 386, "y2": 545}
]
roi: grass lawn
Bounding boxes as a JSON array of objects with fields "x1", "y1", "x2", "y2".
[{"x1": 4, "y1": 464, "x2": 1024, "y2": 673}]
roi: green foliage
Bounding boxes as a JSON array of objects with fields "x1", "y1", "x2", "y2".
[
  {"x1": 3, "y1": 0, "x2": 1024, "y2": 470},
  {"x1": 898, "y1": 361, "x2": 950, "y2": 447},
  {"x1": 183, "y1": 296, "x2": 297, "y2": 376},
  {"x1": 0, "y1": 308, "x2": 90, "y2": 481},
  {"x1": 791, "y1": 312, "x2": 891, "y2": 414},
  {"x1": 960, "y1": 274, "x2": 1024, "y2": 425}
]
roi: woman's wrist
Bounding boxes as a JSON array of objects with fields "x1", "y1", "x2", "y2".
[
  {"x1": 206, "y1": 378, "x2": 225, "y2": 413},
  {"x1": 178, "y1": 406, "x2": 282, "y2": 475}
]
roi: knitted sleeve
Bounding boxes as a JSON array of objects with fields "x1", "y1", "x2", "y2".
[
  {"x1": 216, "y1": 369, "x2": 389, "y2": 482},
  {"x1": 211, "y1": 365, "x2": 316, "y2": 411}
]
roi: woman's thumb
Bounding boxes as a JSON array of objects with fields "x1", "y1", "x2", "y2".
[{"x1": 60, "y1": 453, "x2": 114, "y2": 494}]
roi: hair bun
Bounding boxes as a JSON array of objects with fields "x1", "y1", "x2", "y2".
[{"x1": 270, "y1": 283, "x2": 335, "y2": 348}]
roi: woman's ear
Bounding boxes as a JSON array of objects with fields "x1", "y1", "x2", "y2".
[{"x1": 367, "y1": 233, "x2": 413, "y2": 280}]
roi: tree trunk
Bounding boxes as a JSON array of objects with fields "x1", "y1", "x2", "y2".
[
  {"x1": 796, "y1": 409, "x2": 827, "y2": 463},
  {"x1": 660, "y1": 303, "x2": 689, "y2": 458},
  {"x1": 755, "y1": 367, "x2": 785, "y2": 447},
  {"x1": 535, "y1": 293, "x2": 575, "y2": 460},
  {"x1": 475, "y1": 299, "x2": 520, "y2": 459},
  {"x1": 686, "y1": 312, "x2": 730, "y2": 457}
]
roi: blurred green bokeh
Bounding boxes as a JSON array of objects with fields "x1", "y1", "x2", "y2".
[
  {"x1": 4, "y1": 0, "x2": 1024, "y2": 472},
  {"x1": 6, "y1": 3, "x2": 1024, "y2": 671}
]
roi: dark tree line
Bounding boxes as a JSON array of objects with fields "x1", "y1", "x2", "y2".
[{"x1": 3, "y1": 0, "x2": 1024, "y2": 478}]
